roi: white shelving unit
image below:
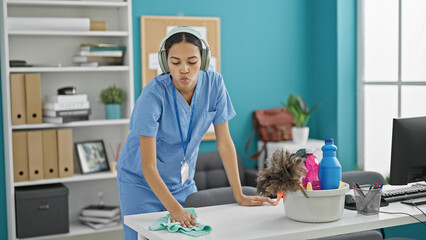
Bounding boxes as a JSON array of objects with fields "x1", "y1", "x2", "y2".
[{"x1": 1, "y1": 0, "x2": 133, "y2": 239}]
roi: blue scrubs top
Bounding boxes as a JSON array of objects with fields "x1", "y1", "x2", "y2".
[{"x1": 117, "y1": 70, "x2": 236, "y2": 215}]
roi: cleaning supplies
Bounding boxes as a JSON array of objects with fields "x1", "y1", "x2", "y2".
[
  {"x1": 302, "y1": 149, "x2": 321, "y2": 190},
  {"x1": 319, "y1": 138, "x2": 342, "y2": 190}
]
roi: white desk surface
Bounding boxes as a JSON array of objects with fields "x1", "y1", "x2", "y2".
[{"x1": 124, "y1": 199, "x2": 426, "y2": 240}]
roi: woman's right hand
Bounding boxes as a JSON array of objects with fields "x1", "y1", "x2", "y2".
[{"x1": 169, "y1": 208, "x2": 198, "y2": 228}]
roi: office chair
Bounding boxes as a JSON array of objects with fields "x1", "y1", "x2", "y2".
[
  {"x1": 184, "y1": 186, "x2": 257, "y2": 208},
  {"x1": 342, "y1": 171, "x2": 387, "y2": 187},
  {"x1": 193, "y1": 151, "x2": 257, "y2": 190},
  {"x1": 185, "y1": 151, "x2": 258, "y2": 207}
]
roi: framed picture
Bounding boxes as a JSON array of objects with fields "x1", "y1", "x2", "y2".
[{"x1": 75, "y1": 140, "x2": 110, "y2": 174}]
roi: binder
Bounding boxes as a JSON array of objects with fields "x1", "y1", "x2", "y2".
[
  {"x1": 42, "y1": 130, "x2": 59, "y2": 179},
  {"x1": 12, "y1": 131, "x2": 29, "y2": 182},
  {"x1": 10, "y1": 74, "x2": 27, "y2": 125},
  {"x1": 57, "y1": 129, "x2": 74, "y2": 178},
  {"x1": 27, "y1": 131, "x2": 44, "y2": 181},
  {"x1": 24, "y1": 73, "x2": 43, "y2": 124},
  {"x1": 90, "y1": 20, "x2": 107, "y2": 31}
]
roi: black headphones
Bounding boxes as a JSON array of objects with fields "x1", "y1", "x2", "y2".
[{"x1": 158, "y1": 26, "x2": 211, "y2": 74}]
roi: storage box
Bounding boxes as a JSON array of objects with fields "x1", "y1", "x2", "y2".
[
  {"x1": 15, "y1": 183, "x2": 69, "y2": 238},
  {"x1": 284, "y1": 183, "x2": 349, "y2": 222}
]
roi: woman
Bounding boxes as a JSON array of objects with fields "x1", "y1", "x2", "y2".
[{"x1": 117, "y1": 26, "x2": 273, "y2": 239}]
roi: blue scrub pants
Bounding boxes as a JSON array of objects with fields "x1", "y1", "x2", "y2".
[
  {"x1": 118, "y1": 175, "x2": 197, "y2": 240},
  {"x1": 118, "y1": 178, "x2": 166, "y2": 240}
]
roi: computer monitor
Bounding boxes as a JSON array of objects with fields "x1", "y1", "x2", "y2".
[{"x1": 389, "y1": 116, "x2": 426, "y2": 185}]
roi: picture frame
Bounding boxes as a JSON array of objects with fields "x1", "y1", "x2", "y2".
[{"x1": 75, "y1": 140, "x2": 110, "y2": 174}]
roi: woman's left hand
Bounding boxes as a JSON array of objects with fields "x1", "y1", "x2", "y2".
[{"x1": 236, "y1": 195, "x2": 275, "y2": 206}]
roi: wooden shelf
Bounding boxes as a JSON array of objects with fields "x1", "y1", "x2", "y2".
[
  {"x1": 10, "y1": 66, "x2": 130, "y2": 73},
  {"x1": 8, "y1": 0, "x2": 128, "y2": 8},
  {"x1": 18, "y1": 221, "x2": 123, "y2": 240},
  {"x1": 8, "y1": 30, "x2": 129, "y2": 37},
  {"x1": 12, "y1": 119, "x2": 130, "y2": 130},
  {"x1": 14, "y1": 171, "x2": 117, "y2": 187}
]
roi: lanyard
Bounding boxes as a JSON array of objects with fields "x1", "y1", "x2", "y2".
[{"x1": 172, "y1": 79, "x2": 197, "y2": 163}]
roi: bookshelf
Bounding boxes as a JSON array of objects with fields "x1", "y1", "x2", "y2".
[{"x1": 1, "y1": 0, "x2": 133, "y2": 239}]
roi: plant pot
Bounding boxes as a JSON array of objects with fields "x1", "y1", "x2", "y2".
[
  {"x1": 105, "y1": 104, "x2": 122, "y2": 119},
  {"x1": 292, "y1": 127, "x2": 309, "y2": 144}
]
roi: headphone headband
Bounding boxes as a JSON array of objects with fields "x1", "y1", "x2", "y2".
[{"x1": 158, "y1": 26, "x2": 211, "y2": 74}]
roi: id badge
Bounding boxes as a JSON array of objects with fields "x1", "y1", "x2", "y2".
[{"x1": 181, "y1": 161, "x2": 189, "y2": 185}]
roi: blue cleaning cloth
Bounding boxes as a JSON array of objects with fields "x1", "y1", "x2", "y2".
[{"x1": 149, "y1": 208, "x2": 212, "y2": 237}]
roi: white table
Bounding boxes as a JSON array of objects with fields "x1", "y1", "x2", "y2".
[
  {"x1": 257, "y1": 139, "x2": 324, "y2": 169},
  {"x1": 124, "y1": 199, "x2": 426, "y2": 240}
]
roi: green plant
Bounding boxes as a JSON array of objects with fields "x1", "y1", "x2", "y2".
[
  {"x1": 282, "y1": 93, "x2": 322, "y2": 128},
  {"x1": 100, "y1": 85, "x2": 126, "y2": 104}
]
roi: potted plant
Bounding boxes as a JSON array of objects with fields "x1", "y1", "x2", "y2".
[
  {"x1": 100, "y1": 85, "x2": 126, "y2": 119},
  {"x1": 282, "y1": 93, "x2": 321, "y2": 144}
]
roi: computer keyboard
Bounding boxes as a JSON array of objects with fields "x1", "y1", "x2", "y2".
[{"x1": 382, "y1": 185, "x2": 426, "y2": 203}]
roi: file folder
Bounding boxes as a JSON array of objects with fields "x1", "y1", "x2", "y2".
[
  {"x1": 12, "y1": 131, "x2": 29, "y2": 182},
  {"x1": 24, "y1": 73, "x2": 43, "y2": 124},
  {"x1": 57, "y1": 129, "x2": 74, "y2": 178},
  {"x1": 42, "y1": 130, "x2": 59, "y2": 179},
  {"x1": 10, "y1": 74, "x2": 27, "y2": 125},
  {"x1": 27, "y1": 131, "x2": 44, "y2": 181}
]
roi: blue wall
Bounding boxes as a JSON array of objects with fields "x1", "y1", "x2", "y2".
[
  {"x1": 306, "y1": 0, "x2": 357, "y2": 171},
  {"x1": 336, "y1": 0, "x2": 357, "y2": 171},
  {"x1": 9, "y1": 0, "x2": 423, "y2": 237},
  {"x1": 133, "y1": 0, "x2": 311, "y2": 168}
]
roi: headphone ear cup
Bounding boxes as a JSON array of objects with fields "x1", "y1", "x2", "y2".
[
  {"x1": 200, "y1": 48, "x2": 210, "y2": 71},
  {"x1": 158, "y1": 49, "x2": 169, "y2": 73}
]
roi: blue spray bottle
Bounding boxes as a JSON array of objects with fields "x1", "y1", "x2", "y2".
[{"x1": 319, "y1": 138, "x2": 342, "y2": 190}]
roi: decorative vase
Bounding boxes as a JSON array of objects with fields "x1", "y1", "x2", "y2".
[
  {"x1": 292, "y1": 127, "x2": 309, "y2": 144},
  {"x1": 105, "y1": 104, "x2": 121, "y2": 119}
]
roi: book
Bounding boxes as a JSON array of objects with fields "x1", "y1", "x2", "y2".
[
  {"x1": 43, "y1": 101, "x2": 90, "y2": 111},
  {"x1": 44, "y1": 94, "x2": 88, "y2": 103},
  {"x1": 43, "y1": 108, "x2": 91, "y2": 117},
  {"x1": 43, "y1": 115, "x2": 89, "y2": 124},
  {"x1": 80, "y1": 46, "x2": 126, "y2": 52},
  {"x1": 8, "y1": 17, "x2": 90, "y2": 31},
  {"x1": 10, "y1": 60, "x2": 29, "y2": 67},
  {"x1": 81, "y1": 43, "x2": 118, "y2": 48},
  {"x1": 31, "y1": 63, "x2": 62, "y2": 67},
  {"x1": 73, "y1": 56, "x2": 123, "y2": 63},
  {"x1": 78, "y1": 214, "x2": 120, "y2": 224},
  {"x1": 79, "y1": 62, "x2": 123, "y2": 67},
  {"x1": 77, "y1": 50, "x2": 123, "y2": 57},
  {"x1": 81, "y1": 205, "x2": 120, "y2": 218},
  {"x1": 82, "y1": 220, "x2": 119, "y2": 230},
  {"x1": 9, "y1": 61, "x2": 61, "y2": 68}
]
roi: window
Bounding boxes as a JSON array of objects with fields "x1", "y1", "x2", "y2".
[{"x1": 358, "y1": 0, "x2": 426, "y2": 178}]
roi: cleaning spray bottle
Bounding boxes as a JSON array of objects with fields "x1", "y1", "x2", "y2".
[
  {"x1": 319, "y1": 138, "x2": 342, "y2": 190},
  {"x1": 302, "y1": 149, "x2": 321, "y2": 190}
]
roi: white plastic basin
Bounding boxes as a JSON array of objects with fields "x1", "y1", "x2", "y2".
[{"x1": 284, "y1": 183, "x2": 349, "y2": 223}]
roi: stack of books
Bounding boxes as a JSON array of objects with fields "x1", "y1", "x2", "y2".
[
  {"x1": 74, "y1": 43, "x2": 126, "y2": 67},
  {"x1": 79, "y1": 205, "x2": 121, "y2": 230},
  {"x1": 43, "y1": 94, "x2": 91, "y2": 124}
]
